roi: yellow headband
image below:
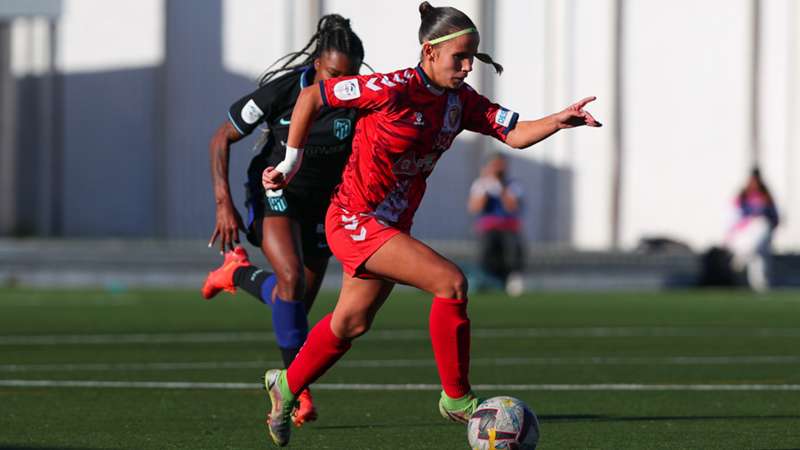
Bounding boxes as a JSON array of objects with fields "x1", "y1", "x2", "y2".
[{"x1": 426, "y1": 27, "x2": 477, "y2": 45}]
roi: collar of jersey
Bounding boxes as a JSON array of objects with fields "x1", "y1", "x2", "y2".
[
  {"x1": 415, "y1": 65, "x2": 445, "y2": 96},
  {"x1": 300, "y1": 66, "x2": 315, "y2": 89}
]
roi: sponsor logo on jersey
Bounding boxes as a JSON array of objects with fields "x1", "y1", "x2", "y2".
[
  {"x1": 333, "y1": 118, "x2": 352, "y2": 140},
  {"x1": 495, "y1": 108, "x2": 513, "y2": 127},
  {"x1": 279, "y1": 117, "x2": 291, "y2": 125},
  {"x1": 413, "y1": 112, "x2": 425, "y2": 126},
  {"x1": 333, "y1": 79, "x2": 361, "y2": 100},
  {"x1": 241, "y1": 99, "x2": 264, "y2": 125},
  {"x1": 392, "y1": 151, "x2": 438, "y2": 176}
]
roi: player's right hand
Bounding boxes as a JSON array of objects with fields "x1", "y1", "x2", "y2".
[
  {"x1": 209, "y1": 201, "x2": 244, "y2": 254},
  {"x1": 262, "y1": 166, "x2": 287, "y2": 191}
]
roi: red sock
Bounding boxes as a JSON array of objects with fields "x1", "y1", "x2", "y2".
[
  {"x1": 429, "y1": 296, "x2": 471, "y2": 398},
  {"x1": 286, "y1": 313, "x2": 351, "y2": 394}
]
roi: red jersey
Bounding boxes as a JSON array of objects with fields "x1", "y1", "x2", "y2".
[{"x1": 319, "y1": 66, "x2": 519, "y2": 231}]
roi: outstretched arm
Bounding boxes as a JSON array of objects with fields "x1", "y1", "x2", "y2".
[
  {"x1": 261, "y1": 86, "x2": 324, "y2": 190},
  {"x1": 505, "y1": 96, "x2": 601, "y2": 149},
  {"x1": 208, "y1": 121, "x2": 246, "y2": 252}
]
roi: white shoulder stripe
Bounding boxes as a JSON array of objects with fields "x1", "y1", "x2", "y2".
[
  {"x1": 366, "y1": 77, "x2": 381, "y2": 91},
  {"x1": 381, "y1": 76, "x2": 396, "y2": 87}
]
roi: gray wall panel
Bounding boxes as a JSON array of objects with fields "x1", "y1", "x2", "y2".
[{"x1": 60, "y1": 68, "x2": 158, "y2": 236}]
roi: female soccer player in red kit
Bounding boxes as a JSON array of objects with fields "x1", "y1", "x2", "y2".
[{"x1": 260, "y1": 2, "x2": 601, "y2": 445}]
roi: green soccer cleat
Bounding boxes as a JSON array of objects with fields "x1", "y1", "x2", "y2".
[
  {"x1": 264, "y1": 369, "x2": 297, "y2": 447},
  {"x1": 438, "y1": 390, "x2": 481, "y2": 424}
]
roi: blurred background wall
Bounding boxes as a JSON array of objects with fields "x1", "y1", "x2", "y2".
[{"x1": 1, "y1": 0, "x2": 798, "y2": 253}]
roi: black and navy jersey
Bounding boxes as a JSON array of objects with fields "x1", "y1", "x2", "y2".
[{"x1": 228, "y1": 66, "x2": 356, "y2": 192}]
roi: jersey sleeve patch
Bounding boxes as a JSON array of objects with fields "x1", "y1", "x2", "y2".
[
  {"x1": 240, "y1": 99, "x2": 264, "y2": 125},
  {"x1": 333, "y1": 79, "x2": 361, "y2": 101}
]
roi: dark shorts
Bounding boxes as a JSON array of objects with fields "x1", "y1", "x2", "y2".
[{"x1": 244, "y1": 182, "x2": 333, "y2": 259}]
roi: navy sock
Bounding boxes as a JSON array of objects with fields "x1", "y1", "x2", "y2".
[
  {"x1": 233, "y1": 267, "x2": 308, "y2": 363},
  {"x1": 233, "y1": 266, "x2": 276, "y2": 305},
  {"x1": 272, "y1": 293, "x2": 309, "y2": 354},
  {"x1": 279, "y1": 346, "x2": 302, "y2": 368}
]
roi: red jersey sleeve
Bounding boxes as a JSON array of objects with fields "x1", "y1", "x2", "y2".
[
  {"x1": 318, "y1": 74, "x2": 395, "y2": 111},
  {"x1": 460, "y1": 85, "x2": 519, "y2": 142}
]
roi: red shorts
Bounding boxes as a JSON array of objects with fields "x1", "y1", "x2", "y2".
[{"x1": 325, "y1": 203, "x2": 404, "y2": 278}]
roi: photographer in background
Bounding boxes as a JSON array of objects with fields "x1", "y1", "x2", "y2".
[{"x1": 468, "y1": 153, "x2": 526, "y2": 296}]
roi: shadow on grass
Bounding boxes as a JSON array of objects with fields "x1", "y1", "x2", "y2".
[
  {"x1": 540, "y1": 414, "x2": 800, "y2": 422},
  {"x1": 313, "y1": 421, "x2": 453, "y2": 430},
  {"x1": 0, "y1": 446, "x2": 110, "y2": 450},
  {"x1": 313, "y1": 414, "x2": 800, "y2": 430}
]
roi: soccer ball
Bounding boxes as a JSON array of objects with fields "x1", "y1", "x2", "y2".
[{"x1": 467, "y1": 396, "x2": 539, "y2": 450}]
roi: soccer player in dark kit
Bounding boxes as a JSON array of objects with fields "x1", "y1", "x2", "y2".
[
  {"x1": 201, "y1": 14, "x2": 365, "y2": 427},
  {"x1": 259, "y1": 2, "x2": 601, "y2": 446}
]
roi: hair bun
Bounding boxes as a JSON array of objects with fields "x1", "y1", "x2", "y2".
[
  {"x1": 419, "y1": 2, "x2": 434, "y2": 17},
  {"x1": 319, "y1": 14, "x2": 350, "y2": 32}
]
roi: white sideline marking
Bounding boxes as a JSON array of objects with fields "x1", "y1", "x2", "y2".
[
  {"x1": 1, "y1": 379, "x2": 799, "y2": 392},
  {"x1": 2, "y1": 355, "x2": 800, "y2": 373},
  {"x1": 3, "y1": 327, "x2": 800, "y2": 345}
]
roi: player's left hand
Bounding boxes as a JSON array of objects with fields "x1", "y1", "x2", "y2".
[
  {"x1": 262, "y1": 166, "x2": 287, "y2": 191},
  {"x1": 553, "y1": 96, "x2": 602, "y2": 129}
]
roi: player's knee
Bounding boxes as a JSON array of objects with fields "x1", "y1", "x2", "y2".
[
  {"x1": 274, "y1": 266, "x2": 306, "y2": 301},
  {"x1": 434, "y1": 267, "x2": 469, "y2": 300},
  {"x1": 332, "y1": 314, "x2": 372, "y2": 339}
]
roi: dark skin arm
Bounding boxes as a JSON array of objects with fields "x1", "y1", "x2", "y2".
[{"x1": 208, "y1": 121, "x2": 246, "y2": 253}]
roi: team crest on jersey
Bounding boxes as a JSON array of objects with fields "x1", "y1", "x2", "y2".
[
  {"x1": 333, "y1": 79, "x2": 360, "y2": 100},
  {"x1": 333, "y1": 118, "x2": 352, "y2": 140},
  {"x1": 441, "y1": 93, "x2": 462, "y2": 133}
]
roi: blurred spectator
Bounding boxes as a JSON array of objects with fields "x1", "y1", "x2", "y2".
[
  {"x1": 724, "y1": 168, "x2": 780, "y2": 292},
  {"x1": 468, "y1": 154, "x2": 525, "y2": 296}
]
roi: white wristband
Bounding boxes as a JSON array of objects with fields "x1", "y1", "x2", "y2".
[{"x1": 274, "y1": 146, "x2": 304, "y2": 183}]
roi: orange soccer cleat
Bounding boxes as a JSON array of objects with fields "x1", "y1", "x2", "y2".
[
  {"x1": 291, "y1": 388, "x2": 318, "y2": 427},
  {"x1": 201, "y1": 247, "x2": 251, "y2": 299}
]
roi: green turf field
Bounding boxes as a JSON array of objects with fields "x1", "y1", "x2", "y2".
[{"x1": 1, "y1": 288, "x2": 799, "y2": 449}]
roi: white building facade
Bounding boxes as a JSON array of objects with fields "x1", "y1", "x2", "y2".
[{"x1": 2, "y1": 0, "x2": 798, "y2": 252}]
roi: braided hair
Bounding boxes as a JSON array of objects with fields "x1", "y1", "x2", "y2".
[
  {"x1": 257, "y1": 14, "x2": 365, "y2": 86},
  {"x1": 252, "y1": 15, "x2": 364, "y2": 152},
  {"x1": 417, "y1": 1, "x2": 503, "y2": 74}
]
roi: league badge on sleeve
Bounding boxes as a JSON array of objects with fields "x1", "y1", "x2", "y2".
[
  {"x1": 241, "y1": 99, "x2": 264, "y2": 125},
  {"x1": 333, "y1": 79, "x2": 361, "y2": 101}
]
